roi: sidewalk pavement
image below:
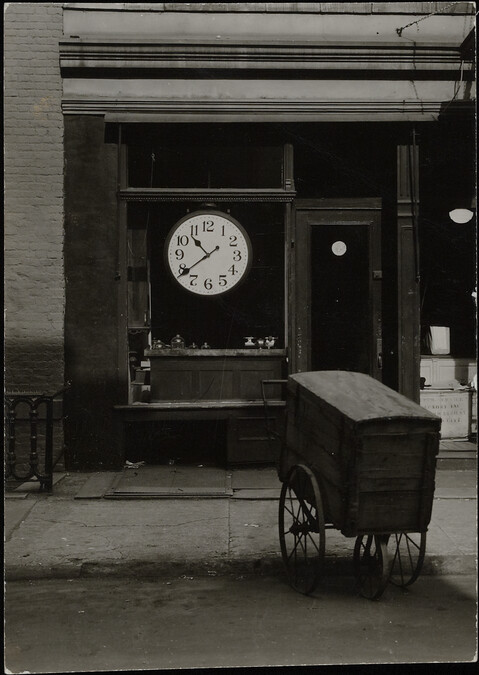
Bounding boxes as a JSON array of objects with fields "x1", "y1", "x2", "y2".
[{"x1": 4, "y1": 467, "x2": 477, "y2": 582}]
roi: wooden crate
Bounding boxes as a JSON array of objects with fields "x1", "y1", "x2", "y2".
[{"x1": 282, "y1": 371, "x2": 441, "y2": 537}]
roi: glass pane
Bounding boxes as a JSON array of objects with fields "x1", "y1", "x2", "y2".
[
  {"x1": 311, "y1": 224, "x2": 370, "y2": 373},
  {"x1": 126, "y1": 125, "x2": 283, "y2": 188},
  {"x1": 129, "y1": 202, "x2": 285, "y2": 349}
]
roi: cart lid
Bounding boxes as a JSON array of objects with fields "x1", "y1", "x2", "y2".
[{"x1": 289, "y1": 371, "x2": 441, "y2": 424}]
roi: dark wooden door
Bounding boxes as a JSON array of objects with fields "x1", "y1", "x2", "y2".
[{"x1": 292, "y1": 199, "x2": 382, "y2": 379}]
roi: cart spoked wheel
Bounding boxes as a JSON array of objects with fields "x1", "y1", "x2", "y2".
[
  {"x1": 388, "y1": 532, "x2": 426, "y2": 588},
  {"x1": 353, "y1": 534, "x2": 390, "y2": 600},
  {"x1": 279, "y1": 464, "x2": 325, "y2": 595}
]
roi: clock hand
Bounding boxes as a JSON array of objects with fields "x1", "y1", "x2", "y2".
[
  {"x1": 191, "y1": 235, "x2": 208, "y2": 255},
  {"x1": 178, "y1": 245, "x2": 220, "y2": 276},
  {"x1": 178, "y1": 254, "x2": 207, "y2": 276}
]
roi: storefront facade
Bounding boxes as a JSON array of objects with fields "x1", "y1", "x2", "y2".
[{"x1": 5, "y1": 3, "x2": 476, "y2": 470}]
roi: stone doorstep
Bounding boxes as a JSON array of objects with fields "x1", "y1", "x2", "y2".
[{"x1": 436, "y1": 457, "x2": 477, "y2": 470}]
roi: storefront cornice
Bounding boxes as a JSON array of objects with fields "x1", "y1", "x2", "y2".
[
  {"x1": 59, "y1": 39, "x2": 472, "y2": 73},
  {"x1": 62, "y1": 99, "x2": 475, "y2": 123},
  {"x1": 63, "y1": 3, "x2": 476, "y2": 14}
]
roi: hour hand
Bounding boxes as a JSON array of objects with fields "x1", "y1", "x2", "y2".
[{"x1": 191, "y1": 235, "x2": 208, "y2": 254}]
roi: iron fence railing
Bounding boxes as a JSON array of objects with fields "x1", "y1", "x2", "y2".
[{"x1": 5, "y1": 383, "x2": 70, "y2": 492}]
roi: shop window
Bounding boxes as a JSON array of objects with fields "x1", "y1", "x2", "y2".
[
  {"x1": 128, "y1": 202, "x2": 285, "y2": 350},
  {"x1": 126, "y1": 125, "x2": 283, "y2": 188},
  {"x1": 123, "y1": 124, "x2": 290, "y2": 405},
  {"x1": 293, "y1": 123, "x2": 394, "y2": 199},
  {"x1": 419, "y1": 121, "x2": 476, "y2": 358}
]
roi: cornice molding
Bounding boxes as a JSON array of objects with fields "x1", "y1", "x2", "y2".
[
  {"x1": 62, "y1": 98, "x2": 475, "y2": 121},
  {"x1": 63, "y1": 3, "x2": 476, "y2": 14},
  {"x1": 59, "y1": 39, "x2": 472, "y2": 73}
]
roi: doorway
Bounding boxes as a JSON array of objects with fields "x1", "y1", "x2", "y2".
[{"x1": 292, "y1": 199, "x2": 382, "y2": 379}]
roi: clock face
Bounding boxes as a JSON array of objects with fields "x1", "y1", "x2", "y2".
[{"x1": 165, "y1": 210, "x2": 252, "y2": 296}]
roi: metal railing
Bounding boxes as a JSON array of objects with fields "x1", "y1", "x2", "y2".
[{"x1": 5, "y1": 384, "x2": 70, "y2": 492}]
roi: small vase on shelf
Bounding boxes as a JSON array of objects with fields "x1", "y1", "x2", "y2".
[
  {"x1": 265, "y1": 336, "x2": 278, "y2": 349},
  {"x1": 170, "y1": 334, "x2": 185, "y2": 349}
]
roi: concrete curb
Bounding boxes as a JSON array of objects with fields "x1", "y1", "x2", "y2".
[{"x1": 5, "y1": 552, "x2": 477, "y2": 582}]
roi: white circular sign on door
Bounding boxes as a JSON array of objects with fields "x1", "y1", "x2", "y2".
[{"x1": 332, "y1": 240, "x2": 347, "y2": 256}]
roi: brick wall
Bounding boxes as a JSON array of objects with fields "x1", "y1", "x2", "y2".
[{"x1": 4, "y1": 3, "x2": 64, "y2": 396}]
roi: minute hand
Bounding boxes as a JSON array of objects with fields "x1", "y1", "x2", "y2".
[{"x1": 178, "y1": 245, "x2": 220, "y2": 276}]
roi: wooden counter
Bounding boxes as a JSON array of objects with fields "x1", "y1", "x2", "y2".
[
  {"x1": 117, "y1": 349, "x2": 288, "y2": 463},
  {"x1": 145, "y1": 348, "x2": 286, "y2": 402}
]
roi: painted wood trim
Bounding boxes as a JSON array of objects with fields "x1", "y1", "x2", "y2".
[
  {"x1": 115, "y1": 400, "x2": 286, "y2": 410},
  {"x1": 62, "y1": 99, "x2": 474, "y2": 121},
  {"x1": 284, "y1": 201, "x2": 292, "y2": 361},
  {"x1": 118, "y1": 138, "x2": 129, "y2": 405},
  {"x1": 60, "y1": 39, "x2": 471, "y2": 72},
  {"x1": 283, "y1": 143, "x2": 294, "y2": 192},
  {"x1": 293, "y1": 207, "x2": 311, "y2": 373},
  {"x1": 145, "y1": 349, "x2": 287, "y2": 357},
  {"x1": 119, "y1": 188, "x2": 296, "y2": 202},
  {"x1": 294, "y1": 198, "x2": 382, "y2": 210},
  {"x1": 64, "y1": 116, "x2": 123, "y2": 469},
  {"x1": 293, "y1": 200, "x2": 383, "y2": 376},
  {"x1": 64, "y1": 4, "x2": 476, "y2": 15},
  {"x1": 397, "y1": 142, "x2": 421, "y2": 403},
  {"x1": 369, "y1": 209, "x2": 383, "y2": 381}
]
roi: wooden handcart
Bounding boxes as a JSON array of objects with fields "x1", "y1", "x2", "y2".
[{"x1": 263, "y1": 371, "x2": 441, "y2": 600}]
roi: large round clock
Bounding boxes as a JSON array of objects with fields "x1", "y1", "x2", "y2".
[{"x1": 165, "y1": 210, "x2": 252, "y2": 296}]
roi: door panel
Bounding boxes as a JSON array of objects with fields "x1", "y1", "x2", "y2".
[
  {"x1": 293, "y1": 200, "x2": 382, "y2": 379},
  {"x1": 311, "y1": 224, "x2": 370, "y2": 373}
]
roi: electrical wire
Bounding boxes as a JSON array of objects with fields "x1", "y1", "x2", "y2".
[{"x1": 396, "y1": 2, "x2": 465, "y2": 37}]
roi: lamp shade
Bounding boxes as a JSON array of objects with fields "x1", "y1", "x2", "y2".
[{"x1": 449, "y1": 208, "x2": 474, "y2": 223}]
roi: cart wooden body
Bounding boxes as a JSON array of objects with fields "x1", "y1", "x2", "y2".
[
  {"x1": 273, "y1": 371, "x2": 442, "y2": 598},
  {"x1": 280, "y1": 371, "x2": 441, "y2": 536}
]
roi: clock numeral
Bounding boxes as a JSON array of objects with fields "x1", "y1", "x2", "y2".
[
  {"x1": 177, "y1": 235, "x2": 189, "y2": 247},
  {"x1": 178, "y1": 263, "x2": 187, "y2": 276},
  {"x1": 229, "y1": 235, "x2": 237, "y2": 246},
  {"x1": 204, "y1": 278, "x2": 213, "y2": 290},
  {"x1": 228, "y1": 264, "x2": 237, "y2": 276},
  {"x1": 233, "y1": 250, "x2": 242, "y2": 262},
  {"x1": 189, "y1": 274, "x2": 198, "y2": 286},
  {"x1": 219, "y1": 275, "x2": 227, "y2": 287},
  {"x1": 203, "y1": 220, "x2": 214, "y2": 233},
  {"x1": 190, "y1": 224, "x2": 198, "y2": 236},
  {"x1": 221, "y1": 225, "x2": 225, "y2": 236},
  {"x1": 175, "y1": 249, "x2": 184, "y2": 260}
]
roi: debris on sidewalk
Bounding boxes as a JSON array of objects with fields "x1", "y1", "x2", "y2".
[{"x1": 124, "y1": 460, "x2": 146, "y2": 469}]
